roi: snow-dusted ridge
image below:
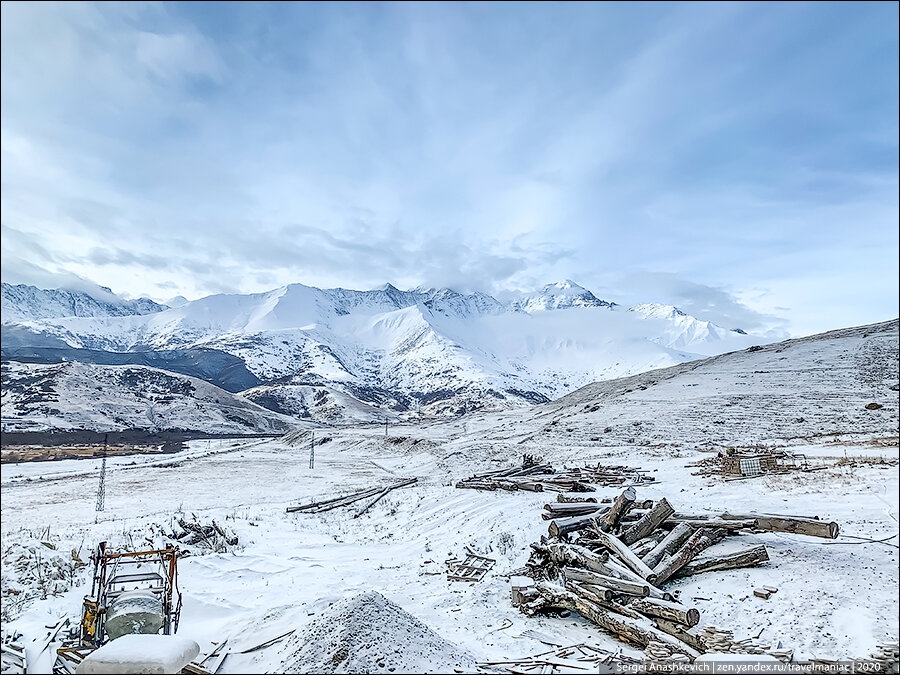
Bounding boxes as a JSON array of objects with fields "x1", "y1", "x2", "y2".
[{"x1": 1, "y1": 280, "x2": 766, "y2": 426}]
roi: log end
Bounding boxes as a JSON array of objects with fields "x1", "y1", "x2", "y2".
[{"x1": 685, "y1": 607, "x2": 700, "y2": 627}]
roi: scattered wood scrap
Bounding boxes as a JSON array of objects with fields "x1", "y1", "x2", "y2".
[
  {"x1": 184, "y1": 639, "x2": 230, "y2": 674},
  {"x1": 515, "y1": 487, "x2": 843, "y2": 662},
  {"x1": 238, "y1": 630, "x2": 295, "y2": 654},
  {"x1": 478, "y1": 643, "x2": 642, "y2": 673},
  {"x1": 447, "y1": 548, "x2": 496, "y2": 582},
  {"x1": 1, "y1": 640, "x2": 26, "y2": 675},
  {"x1": 286, "y1": 478, "x2": 417, "y2": 515},
  {"x1": 691, "y1": 449, "x2": 812, "y2": 479},
  {"x1": 170, "y1": 518, "x2": 239, "y2": 553},
  {"x1": 457, "y1": 456, "x2": 654, "y2": 493}
]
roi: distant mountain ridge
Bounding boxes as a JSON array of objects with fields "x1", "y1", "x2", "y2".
[
  {"x1": 1, "y1": 279, "x2": 766, "y2": 426},
  {"x1": 1, "y1": 283, "x2": 167, "y2": 322}
]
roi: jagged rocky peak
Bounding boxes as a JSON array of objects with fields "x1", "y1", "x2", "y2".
[
  {"x1": 1, "y1": 282, "x2": 167, "y2": 323},
  {"x1": 511, "y1": 280, "x2": 616, "y2": 312}
]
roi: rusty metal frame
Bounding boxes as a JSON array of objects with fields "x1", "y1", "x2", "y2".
[{"x1": 80, "y1": 542, "x2": 181, "y2": 646}]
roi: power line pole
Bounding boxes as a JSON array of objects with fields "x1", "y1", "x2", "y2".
[
  {"x1": 385, "y1": 421, "x2": 388, "y2": 437},
  {"x1": 95, "y1": 433, "x2": 108, "y2": 521},
  {"x1": 308, "y1": 431, "x2": 315, "y2": 470}
]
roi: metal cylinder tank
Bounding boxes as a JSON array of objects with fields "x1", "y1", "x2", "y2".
[{"x1": 104, "y1": 590, "x2": 164, "y2": 641}]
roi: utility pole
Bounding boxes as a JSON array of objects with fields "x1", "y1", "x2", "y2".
[
  {"x1": 385, "y1": 421, "x2": 388, "y2": 437},
  {"x1": 309, "y1": 431, "x2": 315, "y2": 469},
  {"x1": 95, "y1": 433, "x2": 108, "y2": 521}
]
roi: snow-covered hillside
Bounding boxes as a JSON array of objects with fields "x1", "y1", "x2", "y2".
[
  {"x1": 1, "y1": 280, "x2": 766, "y2": 425},
  {"x1": 534, "y1": 318, "x2": 900, "y2": 448},
  {"x1": 0, "y1": 361, "x2": 299, "y2": 434},
  {"x1": 1, "y1": 283, "x2": 166, "y2": 322}
]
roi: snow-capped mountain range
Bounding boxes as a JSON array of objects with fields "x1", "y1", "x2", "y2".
[{"x1": 1, "y1": 279, "x2": 766, "y2": 427}]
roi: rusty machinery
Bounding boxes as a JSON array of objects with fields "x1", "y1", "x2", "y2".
[
  {"x1": 51, "y1": 542, "x2": 183, "y2": 673},
  {"x1": 78, "y1": 541, "x2": 182, "y2": 647}
]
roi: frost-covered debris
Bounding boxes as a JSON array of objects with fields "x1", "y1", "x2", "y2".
[
  {"x1": 0, "y1": 536, "x2": 87, "y2": 622},
  {"x1": 168, "y1": 517, "x2": 239, "y2": 555},
  {"x1": 275, "y1": 591, "x2": 477, "y2": 673}
]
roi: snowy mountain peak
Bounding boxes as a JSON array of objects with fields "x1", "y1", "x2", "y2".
[
  {"x1": 1, "y1": 282, "x2": 168, "y2": 323},
  {"x1": 628, "y1": 303, "x2": 755, "y2": 354},
  {"x1": 511, "y1": 280, "x2": 615, "y2": 313},
  {"x1": 630, "y1": 303, "x2": 688, "y2": 320}
]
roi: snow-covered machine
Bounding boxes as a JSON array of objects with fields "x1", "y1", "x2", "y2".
[{"x1": 77, "y1": 542, "x2": 182, "y2": 647}]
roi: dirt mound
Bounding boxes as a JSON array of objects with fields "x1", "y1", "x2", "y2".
[{"x1": 277, "y1": 591, "x2": 475, "y2": 673}]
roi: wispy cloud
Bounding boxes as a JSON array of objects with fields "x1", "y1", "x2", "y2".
[{"x1": 1, "y1": 2, "x2": 896, "y2": 336}]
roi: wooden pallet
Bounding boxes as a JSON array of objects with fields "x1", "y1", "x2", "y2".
[{"x1": 447, "y1": 548, "x2": 496, "y2": 582}]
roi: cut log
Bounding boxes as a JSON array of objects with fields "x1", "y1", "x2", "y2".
[
  {"x1": 629, "y1": 598, "x2": 700, "y2": 627},
  {"x1": 557, "y1": 494, "x2": 598, "y2": 503},
  {"x1": 602, "y1": 558, "x2": 673, "y2": 601},
  {"x1": 548, "y1": 513, "x2": 605, "y2": 538},
  {"x1": 592, "y1": 531, "x2": 656, "y2": 581},
  {"x1": 565, "y1": 579, "x2": 614, "y2": 603},
  {"x1": 676, "y1": 545, "x2": 770, "y2": 578},
  {"x1": 540, "y1": 541, "x2": 610, "y2": 574},
  {"x1": 597, "y1": 487, "x2": 636, "y2": 532},
  {"x1": 543, "y1": 503, "x2": 605, "y2": 516},
  {"x1": 651, "y1": 528, "x2": 715, "y2": 586},
  {"x1": 642, "y1": 522, "x2": 694, "y2": 569},
  {"x1": 352, "y1": 478, "x2": 418, "y2": 518},
  {"x1": 529, "y1": 581, "x2": 699, "y2": 657},
  {"x1": 745, "y1": 515, "x2": 839, "y2": 540},
  {"x1": 566, "y1": 581, "x2": 643, "y2": 618},
  {"x1": 286, "y1": 487, "x2": 382, "y2": 513},
  {"x1": 620, "y1": 498, "x2": 674, "y2": 545},
  {"x1": 630, "y1": 530, "x2": 668, "y2": 558},
  {"x1": 667, "y1": 518, "x2": 756, "y2": 531},
  {"x1": 562, "y1": 567, "x2": 650, "y2": 597},
  {"x1": 652, "y1": 618, "x2": 707, "y2": 652},
  {"x1": 506, "y1": 479, "x2": 544, "y2": 492}
]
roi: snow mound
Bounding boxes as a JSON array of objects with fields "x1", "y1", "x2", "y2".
[
  {"x1": 76, "y1": 634, "x2": 199, "y2": 674},
  {"x1": 277, "y1": 591, "x2": 476, "y2": 673}
]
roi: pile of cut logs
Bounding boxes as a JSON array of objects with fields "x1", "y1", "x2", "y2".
[
  {"x1": 513, "y1": 487, "x2": 840, "y2": 661},
  {"x1": 456, "y1": 457, "x2": 654, "y2": 493}
]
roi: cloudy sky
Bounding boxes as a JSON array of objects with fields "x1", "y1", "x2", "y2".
[{"x1": 1, "y1": 2, "x2": 897, "y2": 337}]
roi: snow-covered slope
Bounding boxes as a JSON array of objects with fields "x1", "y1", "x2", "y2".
[
  {"x1": 1, "y1": 283, "x2": 166, "y2": 322},
  {"x1": 536, "y1": 318, "x2": 900, "y2": 448},
  {"x1": 2, "y1": 280, "x2": 766, "y2": 423},
  {"x1": 0, "y1": 361, "x2": 299, "y2": 434}
]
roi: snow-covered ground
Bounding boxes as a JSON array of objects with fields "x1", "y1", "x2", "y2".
[{"x1": 1, "y1": 320, "x2": 897, "y2": 673}]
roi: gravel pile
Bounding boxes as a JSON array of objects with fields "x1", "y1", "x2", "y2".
[{"x1": 278, "y1": 591, "x2": 476, "y2": 673}]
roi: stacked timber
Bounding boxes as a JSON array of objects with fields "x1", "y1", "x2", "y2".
[
  {"x1": 456, "y1": 458, "x2": 654, "y2": 493},
  {"x1": 515, "y1": 488, "x2": 841, "y2": 662}
]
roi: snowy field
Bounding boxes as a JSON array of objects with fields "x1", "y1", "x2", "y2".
[
  {"x1": 2, "y1": 425, "x2": 897, "y2": 673},
  {"x1": 2, "y1": 320, "x2": 897, "y2": 673}
]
